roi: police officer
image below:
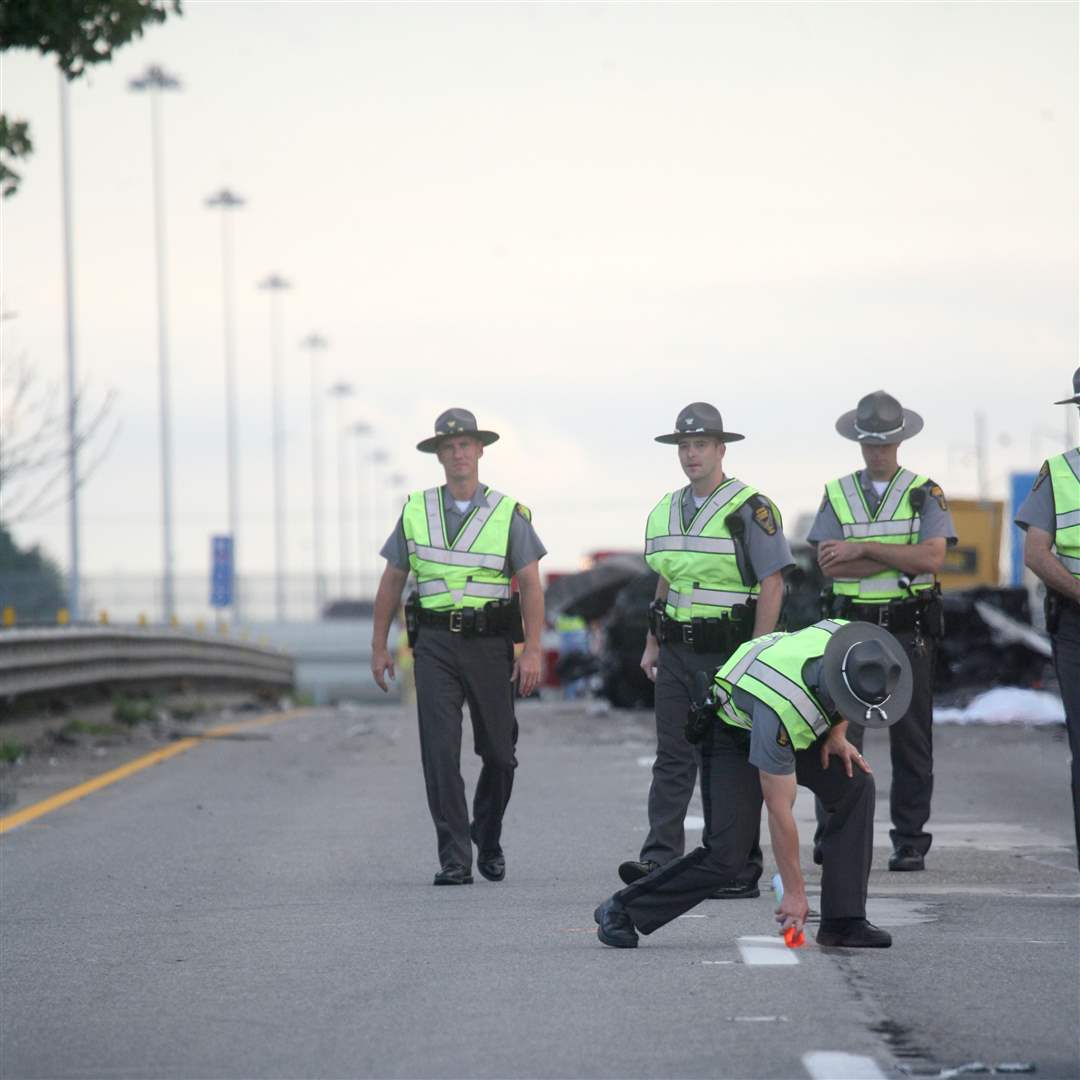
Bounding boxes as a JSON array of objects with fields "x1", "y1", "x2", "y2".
[
  {"x1": 594, "y1": 619, "x2": 912, "y2": 949},
  {"x1": 617, "y1": 403, "x2": 794, "y2": 897},
  {"x1": 371, "y1": 408, "x2": 546, "y2": 886},
  {"x1": 1015, "y1": 368, "x2": 1080, "y2": 871},
  {"x1": 807, "y1": 390, "x2": 956, "y2": 872}
]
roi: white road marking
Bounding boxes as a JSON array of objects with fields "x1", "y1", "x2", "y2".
[
  {"x1": 701, "y1": 960, "x2": 735, "y2": 965},
  {"x1": 729, "y1": 1015, "x2": 789, "y2": 1022},
  {"x1": 802, "y1": 1051, "x2": 886, "y2": 1079},
  {"x1": 636, "y1": 756, "x2": 655, "y2": 767},
  {"x1": 678, "y1": 912, "x2": 707, "y2": 918},
  {"x1": 736, "y1": 935, "x2": 799, "y2": 966},
  {"x1": 685, "y1": 814, "x2": 706, "y2": 829}
]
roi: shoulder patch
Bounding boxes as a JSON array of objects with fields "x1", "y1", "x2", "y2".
[
  {"x1": 515, "y1": 503, "x2": 532, "y2": 522},
  {"x1": 776, "y1": 725, "x2": 790, "y2": 748},
  {"x1": 925, "y1": 481, "x2": 948, "y2": 512},
  {"x1": 750, "y1": 497, "x2": 778, "y2": 536},
  {"x1": 1032, "y1": 461, "x2": 1050, "y2": 492}
]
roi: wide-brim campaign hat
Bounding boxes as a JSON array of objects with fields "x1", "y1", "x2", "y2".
[
  {"x1": 1053, "y1": 367, "x2": 1080, "y2": 405},
  {"x1": 655, "y1": 402, "x2": 744, "y2": 444},
  {"x1": 820, "y1": 622, "x2": 913, "y2": 729},
  {"x1": 416, "y1": 408, "x2": 500, "y2": 453},
  {"x1": 835, "y1": 390, "x2": 924, "y2": 445}
]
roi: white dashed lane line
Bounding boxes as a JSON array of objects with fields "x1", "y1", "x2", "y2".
[{"x1": 802, "y1": 1051, "x2": 886, "y2": 1079}]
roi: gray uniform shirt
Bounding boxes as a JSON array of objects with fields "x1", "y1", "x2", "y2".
[
  {"x1": 806, "y1": 470, "x2": 958, "y2": 547},
  {"x1": 1014, "y1": 463, "x2": 1056, "y2": 535},
  {"x1": 674, "y1": 484, "x2": 795, "y2": 583},
  {"x1": 380, "y1": 485, "x2": 547, "y2": 575}
]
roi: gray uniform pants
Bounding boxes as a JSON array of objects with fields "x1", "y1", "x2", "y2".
[
  {"x1": 815, "y1": 629, "x2": 935, "y2": 856},
  {"x1": 640, "y1": 642, "x2": 763, "y2": 885},
  {"x1": 618, "y1": 721, "x2": 875, "y2": 934},
  {"x1": 1051, "y1": 603, "x2": 1080, "y2": 870},
  {"x1": 413, "y1": 629, "x2": 518, "y2": 871}
]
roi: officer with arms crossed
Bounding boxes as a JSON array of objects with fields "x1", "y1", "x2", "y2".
[
  {"x1": 371, "y1": 409, "x2": 546, "y2": 886},
  {"x1": 594, "y1": 619, "x2": 912, "y2": 948},
  {"x1": 1015, "y1": 368, "x2": 1080, "y2": 871},
  {"x1": 618, "y1": 403, "x2": 793, "y2": 898},
  {"x1": 808, "y1": 391, "x2": 955, "y2": 872}
]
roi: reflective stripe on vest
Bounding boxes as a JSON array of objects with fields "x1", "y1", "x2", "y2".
[
  {"x1": 644, "y1": 480, "x2": 760, "y2": 622},
  {"x1": 825, "y1": 469, "x2": 934, "y2": 603},
  {"x1": 1050, "y1": 448, "x2": 1080, "y2": 581},
  {"x1": 402, "y1": 486, "x2": 515, "y2": 609},
  {"x1": 713, "y1": 621, "x2": 844, "y2": 750}
]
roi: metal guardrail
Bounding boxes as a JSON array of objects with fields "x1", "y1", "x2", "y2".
[{"x1": 0, "y1": 627, "x2": 294, "y2": 699}]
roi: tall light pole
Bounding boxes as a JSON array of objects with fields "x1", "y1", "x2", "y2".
[
  {"x1": 301, "y1": 333, "x2": 329, "y2": 614},
  {"x1": 259, "y1": 273, "x2": 291, "y2": 621},
  {"x1": 59, "y1": 71, "x2": 80, "y2": 621},
  {"x1": 129, "y1": 63, "x2": 181, "y2": 622},
  {"x1": 349, "y1": 421, "x2": 372, "y2": 597},
  {"x1": 370, "y1": 447, "x2": 389, "y2": 589},
  {"x1": 328, "y1": 382, "x2": 354, "y2": 598},
  {"x1": 205, "y1": 188, "x2": 245, "y2": 621}
]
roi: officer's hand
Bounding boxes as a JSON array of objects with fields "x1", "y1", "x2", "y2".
[
  {"x1": 774, "y1": 888, "x2": 809, "y2": 935},
  {"x1": 640, "y1": 637, "x2": 660, "y2": 682},
  {"x1": 512, "y1": 646, "x2": 542, "y2": 698},
  {"x1": 371, "y1": 647, "x2": 396, "y2": 693},
  {"x1": 818, "y1": 540, "x2": 857, "y2": 571},
  {"x1": 820, "y1": 729, "x2": 871, "y2": 778}
]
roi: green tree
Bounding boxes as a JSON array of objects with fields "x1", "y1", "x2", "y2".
[
  {"x1": 0, "y1": 0, "x2": 182, "y2": 196},
  {"x1": 0, "y1": 524, "x2": 65, "y2": 622}
]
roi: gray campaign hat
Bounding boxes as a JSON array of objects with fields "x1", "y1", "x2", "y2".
[
  {"x1": 416, "y1": 408, "x2": 500, "y2": 454},
  {"x1": 655, "y1": 402, "x2": 744, "y2": 445},
  {"x1": 835, "y1": 390, "x2": 924, "y2": 445},
  {"x1": 819, "y1": 622, "x2": 913, "y2": 729},
  {"x1": 1053, "y1": 367, "x2": 1080, "y2": 405}
]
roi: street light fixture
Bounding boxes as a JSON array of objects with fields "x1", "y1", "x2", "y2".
[
  {"x1": 129, "y1": 63, "x2": 181, "y2": 622},
  {"x1": 327, "y1": 381, "x2": 354, "y2": 598},
  {"x1": 301, "y1": 333, "x2": 329, "y2": 613},
  {"x1": 205, "y1": 188, "x2": 245, "y2": 621},
  {"x1": 258, "y1": 273, "x2": 291, "y2": 620},
  {"x1": 370, "y1": 448, "x2": 390, "y2": 589}
]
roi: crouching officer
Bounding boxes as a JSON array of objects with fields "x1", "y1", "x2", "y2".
[
  {"x1": 808, "y1": 391, "x2": 955, "y2": 872},
  {"x1": 1015, "y1": 368, "x2": 1080, "y2": 871},
  {"x1": 594, "y1": 619, "x2": 912, "y2": 949},
  {"x1": 618, "y1": 403, "x2": 793, "y2": 897},
  {"x1": 371, "y1": 409, "x2": 546, "y2": 886}
]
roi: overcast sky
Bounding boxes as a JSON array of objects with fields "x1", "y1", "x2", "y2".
[{"x1": 2, "y1": 2, "x2": 1077, "y2": 611}]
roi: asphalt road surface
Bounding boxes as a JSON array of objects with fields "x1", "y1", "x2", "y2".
[{"x1": 1, "y1": 696, "x2": 1077, "y2": 1079}]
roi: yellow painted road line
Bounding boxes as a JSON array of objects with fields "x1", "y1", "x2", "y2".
[{"x1": 0, "y1": 708, "x2": 311, "y2": 836}]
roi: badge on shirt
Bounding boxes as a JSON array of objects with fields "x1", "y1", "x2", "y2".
[
  {"x1": 515, "y1": 503, "x2": 532, "y2": 522},
  {"x1": 929, "y1": 484, "x2": 948, "y2": 511},
  {"x1": 776, "y1": 726, "x2": 790, "y2": 748},
  {"x1": 752, "y1": 500, "x2": 778, "y2": 536},
  {"x1": 1031, "y1": 461, "x2": 1050, "y2": 492}
]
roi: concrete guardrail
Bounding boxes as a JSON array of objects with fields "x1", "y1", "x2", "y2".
[{"x1": 0, "y1": 627, "x2": 294, "y2": 700}]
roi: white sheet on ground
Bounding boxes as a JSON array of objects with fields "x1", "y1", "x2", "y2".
[{"x1": 936, "y1": 686, "x2": 1065, "y2": 725}]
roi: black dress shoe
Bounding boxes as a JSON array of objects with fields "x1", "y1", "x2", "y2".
[
  {"x1": 816, "y1": 918, "x2": 892, "y2": 948},
  {"x1": 618, "y1": 859, "x2": 659, "y2": 885},
  {"x1": 477, "y1": 850, "x2": 505, "y2": 882},
  {"x1": 888, "y1": 846, "x2": 925, "y2": 872},
  {"x1": 433, "y1": 865, "x2": 473, "y2": 886},
  {"x1": 594, "y1": 898, "x2": 639, "y2": 948},
  {"x1": 708, "y1": 881, "x2": 760, "y2": 900}
]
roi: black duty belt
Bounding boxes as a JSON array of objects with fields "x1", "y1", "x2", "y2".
[
  {"x1": 651, "y1": 603, "x2": 756, "y2": 655},
  {"x1": 833, "y1": 588, "x2": 942, "y2": 636},
  {"x1": 417, "y1": 606, "x2": 513, "y2": 637}
]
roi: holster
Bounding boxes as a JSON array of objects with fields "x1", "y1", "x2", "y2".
[
  {"x1": 1046, "y1": 591, "x2": 1062, "y2": 635},
  {"x1": 404, "y1": 590, "x2": 420, "y2": 647}
]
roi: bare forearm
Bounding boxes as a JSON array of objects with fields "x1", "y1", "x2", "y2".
[
  {"x1": 765, "y1": 801, "x2": 805, "y2": 897},
  {"x1": 822, "y1": 556, "x2": 888, "y2": 580},
  {"x1": 371, "y1": 567, "x2": 408, "y2": 649},
  {"x1": 752, "y1": 572, "x2": 783, "y2": 636},
  {"x1": 520, "y1": 579, "x2": 546, "y2": 651},
  {"x1": 856, "y1": 540, "x2": 945, "y2": 576},
  {"x1": 1025, "y1": 536, "x2": 1080, "y2": 604}
]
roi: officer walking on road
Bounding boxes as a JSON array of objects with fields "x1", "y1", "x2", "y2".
[
  {"x1": 371, "y1": 409, "x2": 546, "y2": 886},
  {"x1": 594, "y1": 619, "x2": 912, "y2": 949},
  {"x1": 617, "y1": 403, "x2": 793, "y2": 897},
  {"x1": 807, "y1": 391, "x2": 955, "y2": 872},
  {"x1": 1015, "y1": 369, "x2": 1080, "y2": 872}
]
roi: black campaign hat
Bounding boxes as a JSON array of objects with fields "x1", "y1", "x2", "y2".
[
  {"x1": 416, "y1": 408, "x2": 500, "y2": 454},
  {"x1": 1053, "y1": 367, "x2": 1080, "y2": 406},
  {"x1": 819, "y1": 622, "x2": 913, "y2": 729},
  {"x1": 835, "y1": 390, "x2": 923, "y2": 445},
  {"x1": 654, "y1": 402, "x2": 744, "y2": 445}
]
